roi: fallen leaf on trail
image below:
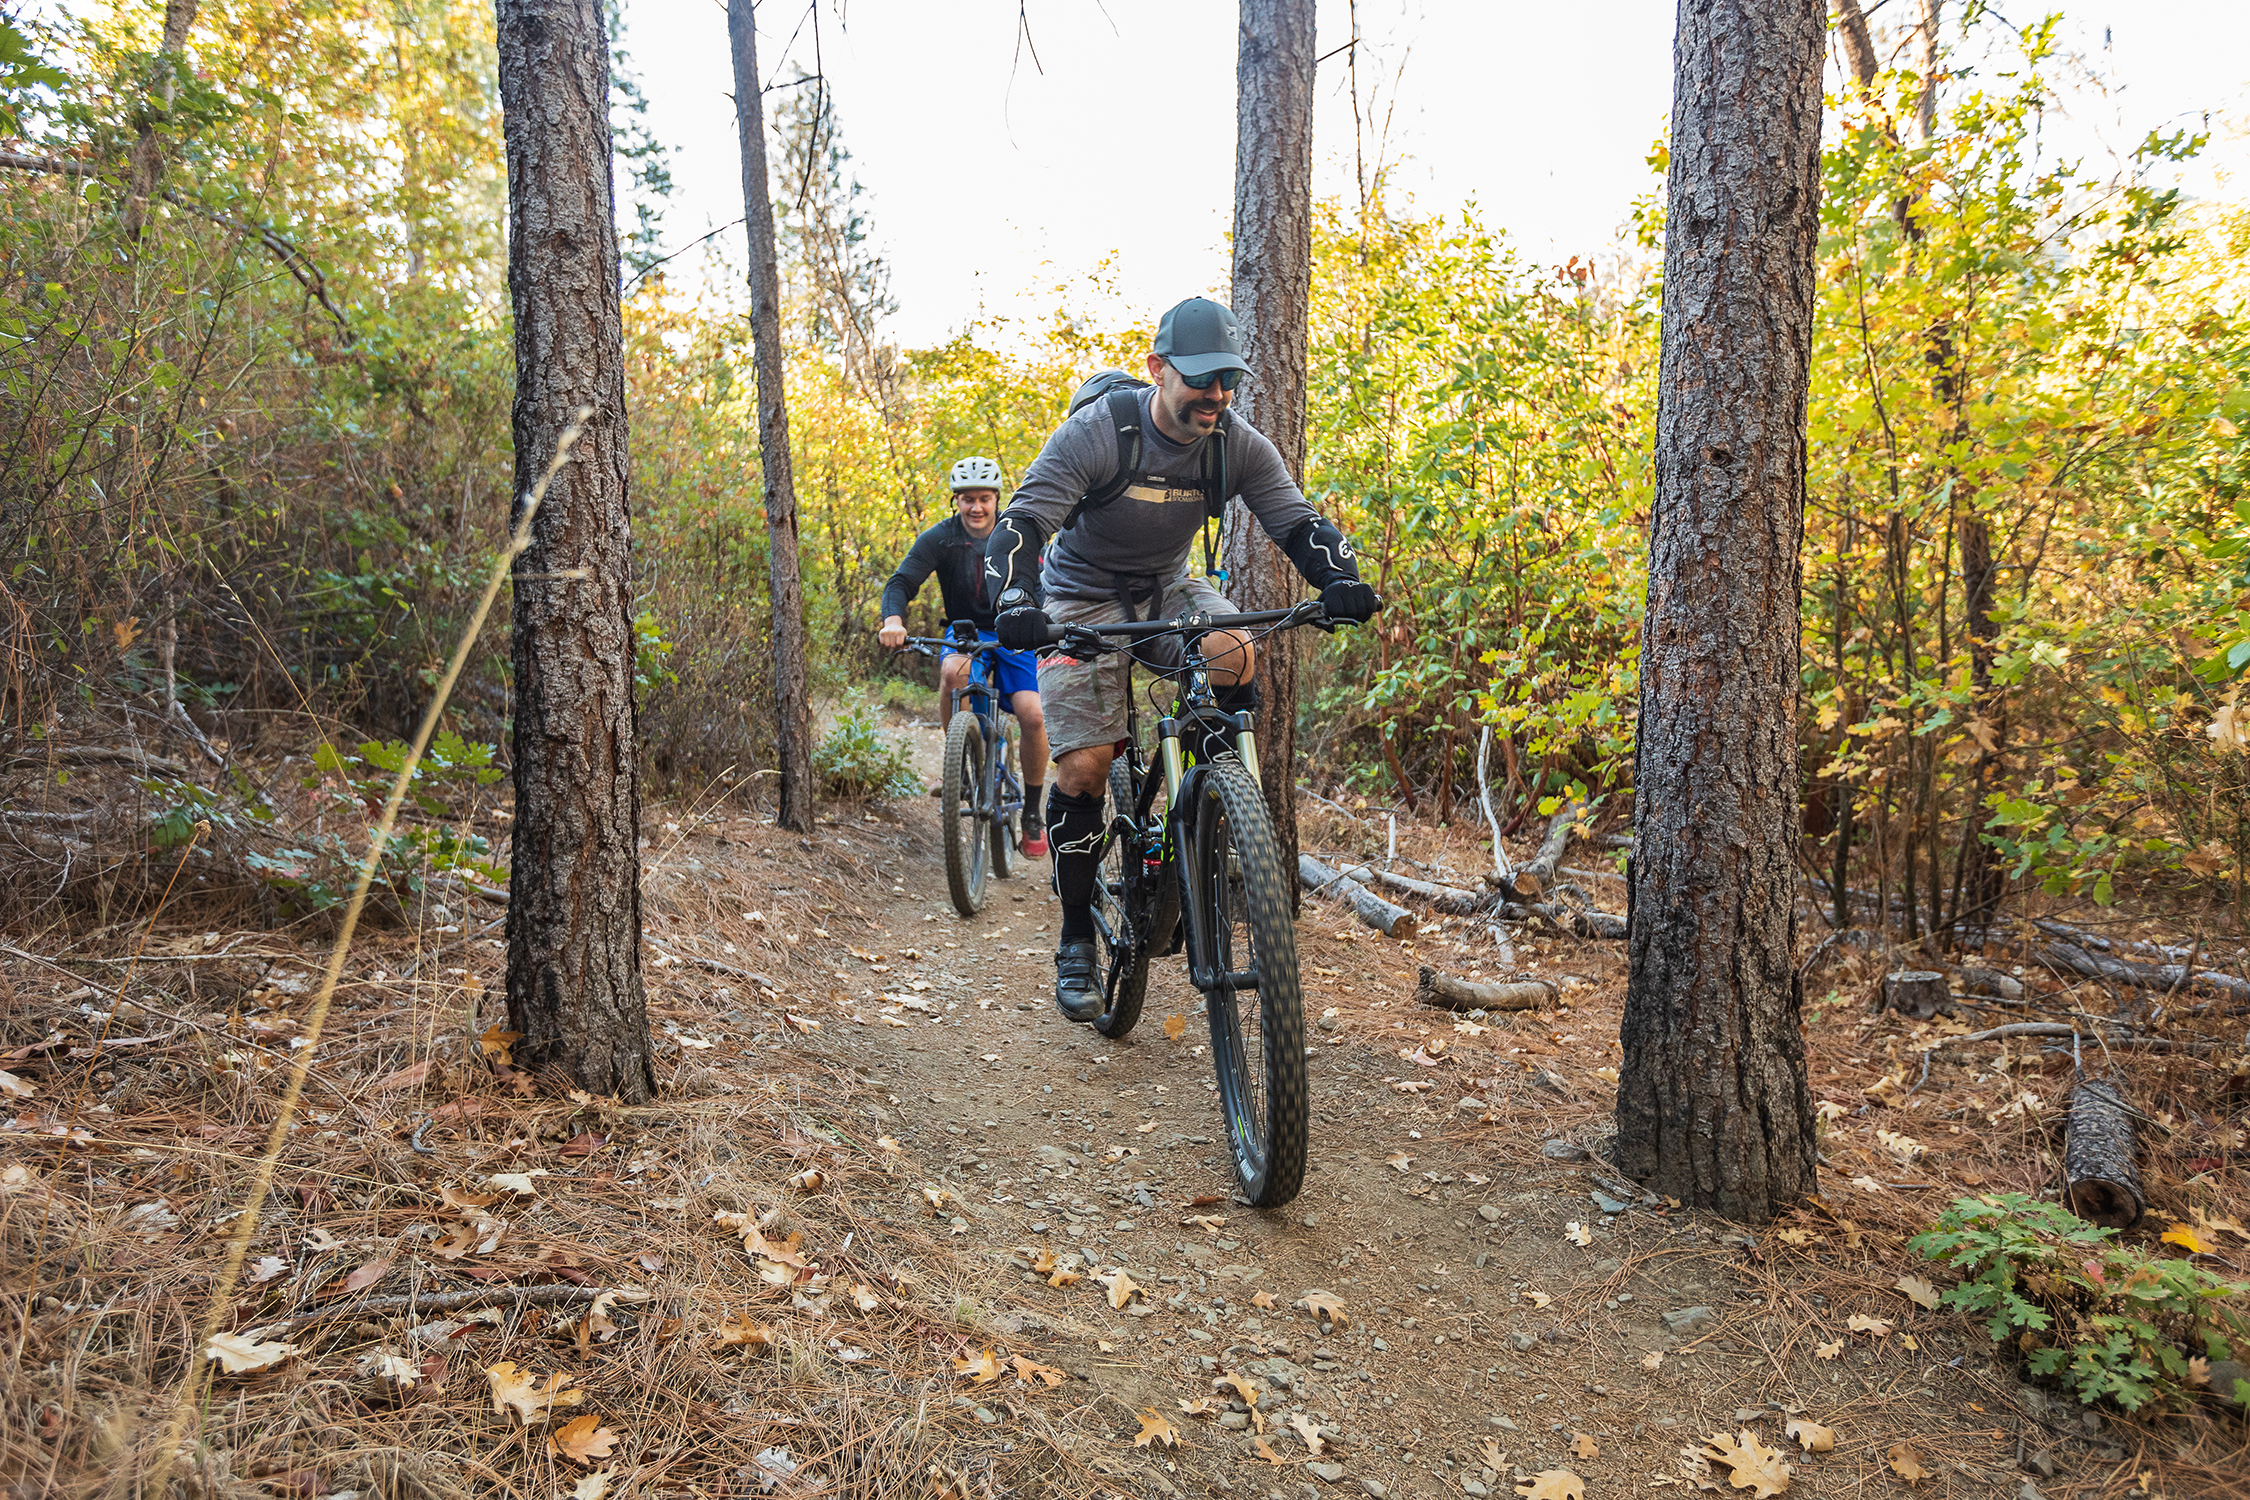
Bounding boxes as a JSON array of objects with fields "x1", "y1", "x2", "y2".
[
  {"x1": 478, "y1": 1025, "x2": 520, "y2": 1065},
  {"x1": 246, "y1": 1256, "x2": 290, "y2": 1284},
  {"x1": 329, "y1": 1257, "x2": 392, "y2": 1296},
  {"x1": 0, "y1": 1069, "x2": 34, "y2": 1099},
  {"x1": 1103, "y1": 1146, "x2": 1138, "y2": 1164},
  {"x1": 1180, "y1": 1397, "x2": 1223, "y2": 1419},
  {"x1": 2193, "y1": 1206, "x2": 2250, "y2": 1242},
  {"x1": 1136, "y1": 1119, "x2": 1157, "y2": 1133},
  {"x1": 880, "y1": 1015, "x2": 910, "y2": 1028},
  {"x1": 1895, "y1": 1275, "x2": 1941, "y2": 1310},
  {"x1": 559, "y1": 1131, "x2": 607, "y2": 1158},
  {"x1": 1702, "y1": 1429, "x2": 1792, "y2": 1496},
  {"x1": 432, "y1": 1215, "x2": 506, "y2": 1260},
  {"x1": 1216, "y1": 1372, "x2": 1259, "y2": 1405},
  {"x1": 488, "y1": 1170, "x2": 545, "y2": 1196},
  {"x1": 1027, "y1": 1246, "x2": 1059, "y2": 1272},
  {"x1": 1775, "y1": 1229, "x2": 1813, "y2": 1247},
  {"x1": 1571, "y1": 1433, "x2": 1599, "y2": 1460},
  {"x1": 1047, "y1": 1266, "x2": 1083, "y2": 1288},
  {"x1": 921, "y1": 1185, "x2": 954, "y2": 1213},
  {"x1": 877, "y1": 1135, "x2": 901, "y2": 1154},
  {"x1": 1875, "y1": 1129, "x2": 1924, "y2": 1162},
  {"x1": 1386, "y1": 1152, "x2": 1415, "y2": 1172},
  {"x1": 440, "y1": 1184, "x2": 500, "y2": 1212},
  {"x1": 205, "y1": 1332, "x2": 300, "y2": 1374},
  {"x1": 741, "y1": 1221, "x2": 810, "y2": 1267},
  {"x1": 850, "y1": 1283, "x2": 882, "y2": 1312},
  {"x1": 1297, "y1": 1289, "x2": 1349, "y2": 1327},
  {"x1": 954, "y1": 1348, "x2": 1004, "y2": 1384},
  {"x1": 1095, "y1": 1267, "x2": 1142, "y2": 1309},
  {"x1": 1814, "y1": 1100, "x2": 1849, "y2": 1123},
  {"x1": 1898, "y1": 1333, "x2": 1920, "y2": 1351},
  {"x1": 1850, "y1": 1176, "x2": 1887, "y2": 1194},
  {"x1": 712, "y1": 1313, "x2": 774, "y2": 1350},
  {"x1": 1521, "y1": 1290, "x2": 1552, "y2": 1310},
  {"x1": 548, "y1": 1414, "x2": 618, "y2": 1465},
  {"x1": 356, "y1": 1351, "x2": 421, "y2": 1386},
  {"x1": 371, "y1": 1059, "x2": 436, "y2": 1093},
  {"x1": 785, "y1": 1168, "x2": 826, "y2": 1193},
  {"x1": 1514, "y1": 1471, "x2": 1585, "y2": 1500},
  {"x1": 1886, "y1": 1442, "x2": 1927, "y2": 1485},
  {"x1": 1251, "y1": 1290, "x2": 1277, "y2": 1309},
  {"x1": 1163, "y1": 1014, "x2": 1187, "y2": 1040},
  {"x1": 1010, "y1": 1354, "x2": 1065, "y2": 1388},
  {"x1": 1846, "y1": 1314, "x2": 1892, "y2": 1338},
  {"x1": 2188, "y1": 1355, "x2": 2211, "y2": 1385},
  {"x1": 1813, "y1": 1340, "x2": 1843, "y2": 1360},
  {"x1": 2162, "y1": 1223, "x2": 2211, "y2": 1254},
  {"x1": 484, "y1": 1362, "x2": 583, "y2": 1425},
  {"x1": 1480, "y1": 1437, "x2": 1508, "y2": 1469},
  {"x1": 1783, "y1": 1419, "x2": 1834, "y2": 1453},
  {"x1": 1249, "y1": 1437, "x2": 1289, "y2": 1465},
  {"x1": 1286, "y1": 1413, "x2": 1326, "y2": 1455},
  {"x1": 1565, "y1": 1221, "x2": 1594, "y2": 1247},
  {"x1": 1185, "y1": 1214, "x2": 1226, "y2": 1232},
  {"x1": 570, "y1": 1473, "x2": 611, "y2": 1500},
  {"x1": 1641, "y1": 1350, "x2": 1665, "y2": 1371},
  {"x1": 1186, "y1": 1193, "x2": 1224, "y2": 1207},
  {"x1": 1132, "y1": 1410, "x2": 1179, "y2": 1449}
]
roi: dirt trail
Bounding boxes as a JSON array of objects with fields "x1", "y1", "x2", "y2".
[{"x1": 764, "y1": 714, "x2": 2066, "y2": 1498}]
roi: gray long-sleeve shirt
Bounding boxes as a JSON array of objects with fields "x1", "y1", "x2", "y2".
[{"x1": 991, "y1": 388, "x2": 1318, "y2": 601}]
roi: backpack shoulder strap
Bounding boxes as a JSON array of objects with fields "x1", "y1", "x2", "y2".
[{"x1": 1060, "y1": 388, "x2": 1147, "y2": 531}]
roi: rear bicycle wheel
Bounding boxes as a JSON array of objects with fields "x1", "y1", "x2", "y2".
[
  {"x1": 1188, "y1": 760, "x2": 1307, "y2": 1206},
  {"x1": 942, "y1": 713, "x2": 989, "y2": 916},
  {"x1": 1092, "y1": 757, "x2": 1175, "y2": 1040},
  {"x1": 989, "y1": 713, "x2": 1019, "y2": 881}
]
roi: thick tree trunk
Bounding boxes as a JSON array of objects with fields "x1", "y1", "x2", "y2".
[
  {"x1": 1615, "y1": 0, "x2": 1825, "y2": 1222},
  {"x1": 728, "y1": 0, "x2": 816, "y2": 834},
  {"x1": 1225, "y1": 0, "x2": 1314, "y2": 902},
  {"x1": 497, "y1": 0, "x2": 655, "y2": 1103}
]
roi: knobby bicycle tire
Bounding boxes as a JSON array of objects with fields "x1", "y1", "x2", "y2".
[
  {"x1": 1093, "y1": 756, "x2": 1176, "y2": 1040},
  {"x1": 942, "y1": 713, "x2": 989, "y2": 916},
  {"x1": 1191, "y1": 760, "x2": 1307, "y2": 1206},
  {"x1": 990, "y1": 714, "x2": 1019, "y2": 882}
]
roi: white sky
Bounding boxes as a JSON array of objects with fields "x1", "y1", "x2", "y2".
[{"x1": 618, "y1": 1, "x2": 2250, "y2": 348}]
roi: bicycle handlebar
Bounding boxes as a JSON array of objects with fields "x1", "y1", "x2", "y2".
[{"x1": 1044, "y1": 597, "x2": 1351, "y2": 653}]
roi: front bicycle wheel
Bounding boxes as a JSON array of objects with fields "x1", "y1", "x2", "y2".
[
  {"x1": 942, "y1": 713, "x2": 989, "y2": 916},
  {"x1": 1092, "y1": 756, "x2": 1176, "y2": 1040},
  {"x1": 989, "y1": 714, "x2": 1020, "y2": 882},
  {"x1": 1189, "y1": 760, "x2": 1307, "y2": 1207}
]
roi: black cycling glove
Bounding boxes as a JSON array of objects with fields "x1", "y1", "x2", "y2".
[
  {"x1": 1282, "y1": 516, "x2": 1379, "y2": 622},
  {"x1": 1320, "y1": 579, "x2": 1380, "y2": 623},
  {"x1": 995, "y1": 602, "x2": 1052, "y2": 651}
]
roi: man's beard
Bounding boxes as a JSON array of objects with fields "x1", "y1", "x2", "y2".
[{"x1": 1170, "y1": 392, "x2": 1223, "y2": 430}]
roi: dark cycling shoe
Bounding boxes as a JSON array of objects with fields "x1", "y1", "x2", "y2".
[{"x1": 1053, "y1": 941, "x2": 1102, "y2": 1023}]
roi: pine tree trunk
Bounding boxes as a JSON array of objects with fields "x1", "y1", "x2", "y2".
[
  {"x1": 124, "y1": 0, "x2": 200, "y2": 239},
  {"x1": 1225, "y1": 0, "x2": 1314, "y2": 898},
  {"x1": 1615, "y1": 0, "x2": 1825, "y2": 1221},
  {"x1": 728, "y1": 0, "x2": 816, "y2": 834},
  {"x1": 496, "y1": 0, "x2": 655, "y2": 1103}
]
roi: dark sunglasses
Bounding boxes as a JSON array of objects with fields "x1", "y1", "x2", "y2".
[{"x1": 1169, "y1": 362, "x2": 1244, "y2": 392}]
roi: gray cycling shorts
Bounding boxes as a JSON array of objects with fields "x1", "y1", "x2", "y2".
[{"x1": 1039, "y1": 574, "x2": 1243, "y2": 758}]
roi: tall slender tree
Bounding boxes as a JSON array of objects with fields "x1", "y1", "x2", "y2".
[
  {"x1": 1224, "y1": 0, "x2": 1315, "y2": 885},
  {"x1": 1615, "y1": 0, "x2": 1825, "y2": 1220},
  {"x1": 727, "y1": 0, "x2": 816, "y2": 834},
  {"x1": 496, "y1": 0, "x2": 656, "y2": 1102}
]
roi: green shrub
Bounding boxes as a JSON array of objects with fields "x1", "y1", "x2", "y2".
[
  {"x1": 1909, "y1": 1193, "x2": 2250, "y2": 1411},
  {"x1": 813, "y1": 708, "x2": 919, "y2": 801}
]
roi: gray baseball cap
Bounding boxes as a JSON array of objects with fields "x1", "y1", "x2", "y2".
[{"x1": 1153, "y1": 297, "x2": 1252, "y2": 379}]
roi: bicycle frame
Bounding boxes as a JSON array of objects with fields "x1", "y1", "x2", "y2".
[{"x1": 911, "y1": 626, "x2": 1025, "y2": 829}]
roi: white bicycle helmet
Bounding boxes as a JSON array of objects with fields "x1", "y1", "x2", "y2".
[{"x1": 948, "y1": 456, "x2": 1003, "y2": 493}]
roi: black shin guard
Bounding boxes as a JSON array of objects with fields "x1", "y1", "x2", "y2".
[
  {"x1": 1198, "y1": 681, "x2": 1260, "y2": 766},
  {"x1": 1046, "y1": 788, "x2": 1105, "y2": 941}
]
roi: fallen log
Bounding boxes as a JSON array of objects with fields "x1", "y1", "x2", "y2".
[
  {"x1": 1940, "y1": 1021, "x2": 2225, "y2": 1054},
  {"x1": 1530, "y1": 901, "x2": 1628, "y2": 940},
  {"x1": 1413, "y1": 965, "x2": 1558, "y2": 1013},
  {"x1": 1331, "y1": 862, "x2": 1487, "y2": 915},
  {"x1": 2, "y1": 744, "x2": 192, "y2": 777},
  {"x1": 1512, "y1": 801, "x2": 1582, "y2": 901},
  {"x1": 2063, "y1": 1077, "x2": 2144, "y2": 1228},
  {"x1": 1878, "y1": 970, "x2": 1952, "y2": 1019},
  {"x1": 1299, "y1": 855, "x2": 1417, "y2": 938},
  {"x1": 1956, "y1": 966, "x2": 2024, "y2": 1004},
  {"x1": 2039, "y1": 941, "x2": 2250, "y2": 1006}
]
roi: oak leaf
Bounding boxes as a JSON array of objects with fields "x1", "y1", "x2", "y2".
[
  {"x1": 850, "y1": 1283, "x2": 882, "y2": 1312},
  {"x1": 1251, "y1": 1290, "x2": 1277, "y2": 1309},
  {"x1": 1783, "y1": 1419, "x2": 1834, "y2": 1453},
  {"x1": 954, "y1": 1348, "x2": 1004, "y2": 1384},
  {"x1": 1009, "y1": 1354, "x2": 1065, "y2": 1388},
  {"x1": 1249, "y1": 1436, "x2": 1289, "y2": 1464},
  {"x1": 204, "y1": 1332, "x2": 299, "y2": 1374},
  {"x1": 713, "y1": 1313, "x2": 775, "y2": 1350},
  {"x1": 1847, "y1": 1314, "x2": 1892, "y2": 1338},
  {"x1": 1180, "y1": 1396, "x2": 1224, "y2": 1417},
  {"x1": 1514, "y1": 1471, "x2": 1585, "y2": 1500},
  {"x1": 1894, "y1": 1275, "x2": 1940, "y2": 1310},
  {"x1": 1480, "y1": 1437, "x2": 1508, "y2": 1469},
  {"x1": 569, "y1": 1474, "x2": 610, "y2": 1500},
  {"x1": 1285, "y1": 1413, "x2": 1325, "y2": 1455},
  {"x1": 1185, "y1": 1214, "x2": 1226, "y2": 1233},
  {"x1": 330, "y1": 1257, "x2": 391, "y2": 1297},
  {"x1": 1132, "y1": 1409, "x2": 1179, "y2": 1449},
  {"x1": 1163, "y1": 1014, "x2": 1187, "y2": 1040},
  {"x1": 1297, "y1": 1289, "x2": 1349, "y2": 1327},
  {"x1": 356, "y1": 1351, "x2": 421, "y2": 1387},
  {"x1": 1886, "y1": 1442, "x2": 1926, "y2": 1485},
  {"x1": 1565, "y1": 1221, "x2": 1594, "y2": 1247},
  {"x1": 1813, "y1": 1340, "x2": 1843, "y2": 1359},
  {"x1": 1095, "y1": 1267, "x2": 1142, "y2": 1310},
  {"x1": 548, "y1": 1414, "x2": 618, "y2": 1465},
  {"x1": 483, "y1": 1361, "x2": 583, "y2": 1425},
  {"x1": 1216, "y1": 1371, "x2": 1259, "y2": 1405},
  {"x1": 1571, "y1": 1432, "x2": 1599, "y2": 1459},
  {"x1": 1701, "y1": 1428, "x2": 1791, "y2": 1496},
  {"x1": 1521, "y1": 1290, "x2": 1552, "y2": 1309},
  {"x1": 1641, "y1": 1350, "x2": 1665, "y2": 1371},
  {"x1": 2161, "y1": 1223, "x2": 2211, "y2": 1254}
]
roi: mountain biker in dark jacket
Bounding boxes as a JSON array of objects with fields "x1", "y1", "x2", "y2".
[
  {"x1": 981, "y1": 297, "x2": 1379, "y2": 1022},
  {"x1": 879, "y1": 457, "x2": 1051, "y2": 853}
]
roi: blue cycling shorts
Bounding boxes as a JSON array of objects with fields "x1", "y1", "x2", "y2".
[{"x1": 963, "y1": 630, "x2": 1039, "y2": 705}]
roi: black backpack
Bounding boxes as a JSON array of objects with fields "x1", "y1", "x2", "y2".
[{"x1": 1060, "y1": 369, "x2": 1232, "y2": 538}]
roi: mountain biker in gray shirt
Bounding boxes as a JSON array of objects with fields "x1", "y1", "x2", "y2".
[{"x1": 983, "y1": 296, "x2": 1378, "y2": 1023}]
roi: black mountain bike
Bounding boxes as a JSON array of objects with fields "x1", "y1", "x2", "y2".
[
  {"x1": 901, "y1": 625, "x2": 1023, "y2": 916},
  {"x1": 1041, "y1": 597, "x2": 1353, "y2": 1207}
]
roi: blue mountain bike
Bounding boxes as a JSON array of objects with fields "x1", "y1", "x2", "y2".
[{"x1": 902, "y1": 623, "x2": 1024, "y2": 916}]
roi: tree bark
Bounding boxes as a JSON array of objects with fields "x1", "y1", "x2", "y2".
[
  {"x1": 2063, "y1": 1078, "x2": 2144, "y2": 1228},
  {"x1": 1225, "y1": 0, "x2": 1315, "y2": 902},
  {"x1": 728, "y1": 0, "x2": 817, "y2": 834},
  {"x1": 1615, "y1": 0, "x2": 1825, "y2": 1222},
  {"x1": 1414, "y1": 967, "x2": 1558, "y2": 1013},
  {"x1": 124, "y1": 0, "x2": 200, "y2": 239},
  {"x1": 497, "y1": 0, "x2": 655, "y2": 1103}
]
